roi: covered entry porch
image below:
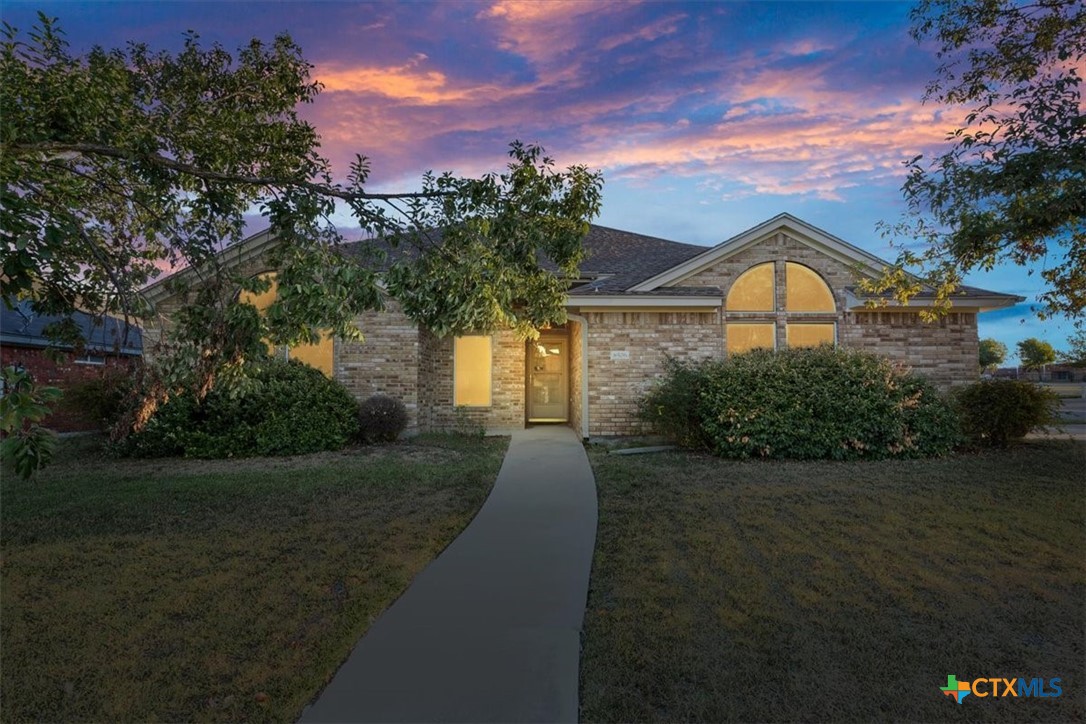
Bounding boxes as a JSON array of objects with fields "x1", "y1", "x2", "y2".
[{"x1": 525, "y1": 320, "x2": 586, "y2": 437}]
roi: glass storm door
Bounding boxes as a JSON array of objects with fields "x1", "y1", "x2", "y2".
[{"x1": 529, "y1": 338, "x2": 568, "y2": 422}]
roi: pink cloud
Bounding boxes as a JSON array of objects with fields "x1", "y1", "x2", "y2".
[
  {"x1": 597, "y1": 13, "x2": 686, "y2": 51},
  {"x1": 479, "y1": 0, "x2": 624, "y2": 65},
  {"x1": 299, "y1": 13, "x2": 968, "y2": 207}
]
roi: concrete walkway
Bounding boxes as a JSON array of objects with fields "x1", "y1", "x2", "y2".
[{"x1": 299, "y1": 426, "x2": 598, "y2": 724}]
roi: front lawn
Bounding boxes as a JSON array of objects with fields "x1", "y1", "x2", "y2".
[
  {"x1": 580, "y1": 440, "x2": 1086, "y2": 722},
  {"x1": 1, "y1": 434, "x2": 507, "y2": 722}
]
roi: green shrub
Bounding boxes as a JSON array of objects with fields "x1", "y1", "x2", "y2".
[
  {"x1": 61, "y1": 366, "x2": 135, "y2": 430},
  {"x1": 954, "y1": 379, "x2": 1060, "y2": 447},
  {"x1": 640, "y1": 346, "x2": 960, "y2": 460},
  {"x1": 121, "y1": 358, "x2": 359, "y2": 458},
  {"x1": 637, "y1": 357, "x2": 711, "y2": 449},
  {"x1": 358, "y1": 394, "x2": 409, "y2": 443}
]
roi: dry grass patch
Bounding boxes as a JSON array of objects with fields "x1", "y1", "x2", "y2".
[
  {"x1": 581, "y1": 440, "x2": 1085, "y2": 722},
  {"x1": 2, "y1": 434, "x2": 506, "y2": 722}
]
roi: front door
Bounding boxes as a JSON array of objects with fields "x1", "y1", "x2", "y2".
[{"x1": 528, "y1": 337, "x2": 568, "y2": 422}]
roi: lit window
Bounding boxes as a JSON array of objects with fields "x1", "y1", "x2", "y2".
[
  {"x1": 726, "y1": 263, "x2": 774, "y2": 311},
  {"x1": 238, "y1": 273, "x2": 333, "y2": 376},
  {"x1": 726, "y1": 323, "x2": 776, "y2": 354},
  {"x1": 74, "y1": 353, "x2": 106, "y2": 366},
  {"x1": 239, "y1": 273, "x2": 278, "y2": 313},
  {"x1": 454, "y1": 336, "x2": 492, "y2": 406},
  {"x1": 785, "y1": 263, "x2": 835, "y2": 312},
  {"x1": 725, "y1": 262, "x2": 837, "y2": 354},
  {"x1": 786, "y1": 324, "x2": 836, "y2": 348},
  {"x1": 289, "y1": 337, "x2": 334, "y2": 376}
]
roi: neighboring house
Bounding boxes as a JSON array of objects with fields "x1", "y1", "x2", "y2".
[
  {"x1": 994, "y1": 365, "x2": 1086, "y2": 383},
  {"x1": 144, "y1": 213, "x2": 1021, "y2": 438},
  {"x1": 0, "y1": 300, "x2": 143, "y2": 431}
]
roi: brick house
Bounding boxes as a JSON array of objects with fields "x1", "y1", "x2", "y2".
[
  {"x1": 145, "y1": 213, "x2": 1021, "y2": 438},
  {"x1": 1, "y1": 300, "x2": 143, "y2": 431}
]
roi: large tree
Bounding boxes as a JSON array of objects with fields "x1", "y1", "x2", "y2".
[
  {"x1": 978, "y1": 337, "x2": 1007, "y2": 371},
  {"x1": 1059, "y1": 328, "x2": 1086, "y2": 367},
  {"x1": 1017, "y1": 337, "x2": 1057, "y2": 370},
  {"x1": 0, "y1": 15, "x2": 602, "y2": 411},
  {"x1": 866, "y1": 0, "x2": 1085, "y2": 318}
]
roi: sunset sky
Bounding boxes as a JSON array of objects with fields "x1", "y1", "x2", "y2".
[{"x1": 4, "y1": 1, "x2": 1076, "y2": 362}]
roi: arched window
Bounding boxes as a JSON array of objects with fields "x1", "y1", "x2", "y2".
[
  {"x1": 785, "y1": 262, "x2": 835, "y2": 312},
  {"x1": 239, "y1": 273, "x2": 334, "y2": 376},
  {"x1": 726, "y1": 262, "x2": 775, "y2": 311},
  {"x1": 725, "y1": 262, "x2": 836, "y2": 354}
]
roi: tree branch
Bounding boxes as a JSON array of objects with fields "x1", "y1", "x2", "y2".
[{"x1": 10, "y1": 141, "x2": 455, "y2": 201}]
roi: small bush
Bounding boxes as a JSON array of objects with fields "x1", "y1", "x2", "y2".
[
  {"x1": 636, "y1": 358, "x2": 710, "y2": 449},
  {"x1": 121, "y1": 358, "x2": 360, "y2": 458},
  {"x1": 641, "y1": 347, "x2": 960, "y2": 460},
  {"x1": 358, "y1": 394, "x2": 409, "y2": 443},
  {"x1": 954, "y1": 379, "x2": 1060, "y2": 447}
]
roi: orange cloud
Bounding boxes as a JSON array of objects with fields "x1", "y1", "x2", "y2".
[
  {"x1": 317, "y1": 54, "x2": 489, "y2": 104},
  {"x1": 304, "y1": 20, "x2": 968, "y2": 206}
]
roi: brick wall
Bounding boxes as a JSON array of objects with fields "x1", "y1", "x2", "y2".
[
  {"x1": 335, "y1": 301, "x2": 420, "y2": 427},
  {"x1": 842, "y1": 310, "x2": 979, "y2": 387},
  {"x1": 677, "y1": 231, "x2": 981, "y2": 388},
  {"x1": 145, "y1": 229, "x2": 985, "y2": 439},
  {"x1": 680, "y1": 231, "x2": 853, "y2": 351},
  {"x1": 417, "y1": 328, "x2": 526, "y2": 433},
  {"x1": 576, "y1": 311, "x2": 721, "y2": 436},
  {"x1": 568, "y1": 319, "x2": 585, "y2": 437},
  {"x1": 0, "y1": 344, "x2": 140, "y2": 432}
]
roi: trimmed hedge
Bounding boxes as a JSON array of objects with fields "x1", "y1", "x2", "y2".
[
  {"x1": 954, "y1": 379, "x2": 1060, "y2": 447},
  {"x1": 121, "y1": 358, "x2": 359, "y2": 458},
  {"x1": 640, "y1": 347, "x2": 960, "y2": 460}
]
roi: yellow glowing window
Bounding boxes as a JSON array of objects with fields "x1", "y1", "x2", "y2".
[
  {"x1": 454, "y1": 336, "x2": 492, "y2": 407},
  {"x1": 785, "y1": 263, "x2": 835, "y2": 312},
  {"x1": 288, "y1": 336, "x2": 335, "y2": 376},
  {"x1": 239, "y1": 273, "x2": 278, "y2": 313},
  {"x1": 726, "y1": 323, "x2": 776, "y2": 354},
  {"x1": 786, "y1": 323, "x2": 836, "y2": 348},
  {"x1": 726, "y1": 263, "x2": 774, "y2": 311},
  {"x1": 238, "y1": 273, "x2": 334, "y2": 376}
]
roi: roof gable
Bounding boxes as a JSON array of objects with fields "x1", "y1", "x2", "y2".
[
  {"x1": 142, "y1": 228, "x2": 277, "y2": 305},
  {"x1": 629, "y1": 213, "x2": 889, "y2": 292}
]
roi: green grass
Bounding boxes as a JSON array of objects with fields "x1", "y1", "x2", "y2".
[
  {"x1": 1, "y1": 433, "x2": 507, "y2": 722},
  {"x1": 580, "y1": 440, "x2": 1086, "y2": 722}
]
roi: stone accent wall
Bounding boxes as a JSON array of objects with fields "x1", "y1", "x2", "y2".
[
  {"x1": 577, "y1": 310, "x2": 722, "y2": 436},
  {"x1": 417, "y1": 328, "x2": 526, "y2": 433},
  {"x1": 843, "y1": 310, "x2": 979, "y2": 387},
  {"x1": 335, "y1": 301, "x2": 420, "y2": 427}
]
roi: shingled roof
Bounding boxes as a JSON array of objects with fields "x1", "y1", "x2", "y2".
[
  {"x1": 340, "y1": 224, "x2": 712, "y2": 295},
  {"x1": 0, "y1": 300, "x2": 143, "y2": 355},
  {"x1": 567, "y1": 225, "x2": 713, "y2": 294},
  {"x1": 154, "y1": 215, "x2": 1018, "y2": 310}
]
